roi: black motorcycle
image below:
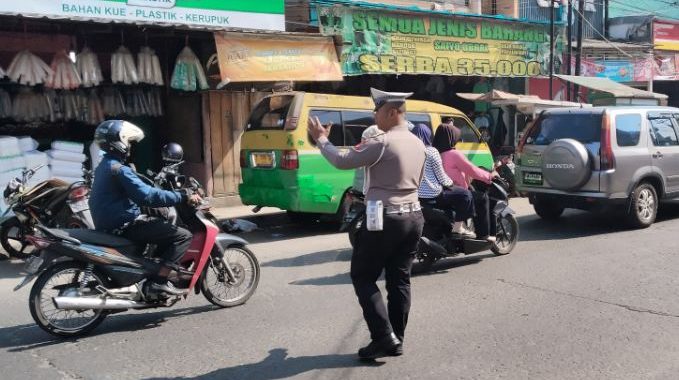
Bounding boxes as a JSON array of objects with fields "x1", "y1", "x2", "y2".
[
  {"x1": 1, "y1": 165, "x2": 94, "y2": 259},
  {"x1": 344, "y1": 176, "x2": 519, "y2": 271},
  {"x1": 416, "y1": 176, "x2": 519, "y2": 270}
]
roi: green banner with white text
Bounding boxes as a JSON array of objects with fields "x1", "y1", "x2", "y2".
[{"x1": 318, "y1": 6, "x2": 563, "y2": 77}]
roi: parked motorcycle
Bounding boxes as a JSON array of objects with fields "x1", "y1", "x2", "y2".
[
  {"x1": 15, "y1": 167, "x2": 260, "y2": 337},
  {"x1": 416, "y1": 176, "x2": 519, "y2": 270},
  {"x1": 1, "y1": 165, "x2": 93, "y2": 259}
]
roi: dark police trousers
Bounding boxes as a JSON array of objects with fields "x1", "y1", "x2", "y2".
[
  {"x1": 121, "y1": 217, "x2": 193, "y2": 280},
  {"x1": 351, "y1": 210, "x2": 424, "y2": 342}
]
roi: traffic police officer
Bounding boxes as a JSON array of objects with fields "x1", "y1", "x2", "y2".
[{"x1": 308, "y1": 88, "x2": 426, "y2": 360}]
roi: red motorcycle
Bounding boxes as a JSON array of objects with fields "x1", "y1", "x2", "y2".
[{"x1": 15, "y1": 174, "x2": 260, "y2": 337}]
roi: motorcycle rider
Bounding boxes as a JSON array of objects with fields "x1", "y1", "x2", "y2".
[{"x1": 89, "y1": 120, "x2": 201, "y2": 296}]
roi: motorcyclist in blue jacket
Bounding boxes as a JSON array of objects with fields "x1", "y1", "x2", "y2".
[{"x1": 89, "y1": 120, "x2": 201, "y2": 296}]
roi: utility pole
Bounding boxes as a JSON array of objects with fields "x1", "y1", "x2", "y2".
[
  {"x1": 566, "y1": 0, "x2": 573, "y2": 101},
  {"x1": 604, "y1": 0, "x2": 610, "y2": 37},
  {"x1": 574, "y1": 0, "x2": 585, "y2": 99},
  {"x1": 549, "y1": 0, "x2": 556, "y2": 100}
]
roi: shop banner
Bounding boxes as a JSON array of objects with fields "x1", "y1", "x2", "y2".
[
  {"x1": 0, "y1": 0, "x2": 285, "y2": 31},
  {"x1": 214, "y1": 33, "x2": 343, "y2": 82},
  {"x1": 572, "y1": 56, "x2": 678, "y2": 82},
  {"x1": 654, "y1": 53, "x2": 679, "y2": 80},
  {"x1": 318, "y1": 5, "x2": 561, "y2": 77},
  {"x1": 576, "y1": 58, "x2": 637, "y2": 82},
  {"x1": 654, "y1": 20, "x2": 679, "y2": 51}
]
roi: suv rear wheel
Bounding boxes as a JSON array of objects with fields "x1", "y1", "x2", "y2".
[
  {"x1": 626, "y1": 183, "x2": 657, "y2": 229},
  {"x1": 533, "y1": 198, "x2": 565, "y2": 220}
]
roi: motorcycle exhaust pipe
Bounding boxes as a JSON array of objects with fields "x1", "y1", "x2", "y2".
[{"x1": 52, "y1": 296, "x2": 147, "y2": 310}]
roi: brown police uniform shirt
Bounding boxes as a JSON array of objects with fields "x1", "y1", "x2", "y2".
[{"x1": 317, "y1": 123, "x2": 426, "y2": 207}]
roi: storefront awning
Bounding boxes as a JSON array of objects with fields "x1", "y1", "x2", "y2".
[
  {"x1": 555, "y1": 74, "x2": 668, "y2": 100},
  {"x1": 458, "y1": 89, "x2": 591, "y2": 114},
  {"x1": 456, "y1": 90, "x2": 535, "y2": 102}
]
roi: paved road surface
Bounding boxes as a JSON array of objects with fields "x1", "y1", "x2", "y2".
[{"x1": 0, "y1": 198, "x2": 678, "y2": 379}]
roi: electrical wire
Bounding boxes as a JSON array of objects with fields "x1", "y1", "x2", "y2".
[{"x1": 572, "y1": 4, "x2": 641, "y2": 58}]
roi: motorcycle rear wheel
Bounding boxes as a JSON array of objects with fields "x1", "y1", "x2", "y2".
[
  {"x1": 201, "y1": 247, "x2": 260, "y2": 308},
  {"x1": 491, "y1": 214, "x2": 519, "y2": 256},
  {"x1": 29, "y1": 262, "x2": 108, "y2": 337},
  {"x1": 0, "y1": 217, "x2": 34, "y2": 259}
]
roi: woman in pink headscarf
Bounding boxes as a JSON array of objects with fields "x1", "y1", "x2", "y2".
[{"x1": 433, "y1": 123, "x2": 498, "y2": 242}]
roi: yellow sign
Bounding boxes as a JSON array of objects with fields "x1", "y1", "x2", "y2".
[
  {"x1": 319, "y1": 6, "x2": 562, "y2": 77},
  {"x1": 214, "y1": 32, "x2": 343, "y2": 82}
]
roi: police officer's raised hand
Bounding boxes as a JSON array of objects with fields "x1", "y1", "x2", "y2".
[{"x1": 308, "y1": 116, "x2": 330, "y2": 142}]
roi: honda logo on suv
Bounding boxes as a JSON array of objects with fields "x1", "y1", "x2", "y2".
[{"x1": 545, "y1": 163, "x2": 575, "y2": 169}]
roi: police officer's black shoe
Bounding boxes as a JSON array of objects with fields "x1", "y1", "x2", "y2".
[
  {"x1": 148, "y1": 281, "x2": 188, "y2": 296},
  {"x1": 358, "y1": 333, "x2": 402, "y2": 360}
]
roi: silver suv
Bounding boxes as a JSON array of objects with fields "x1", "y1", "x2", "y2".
[{"x1": 516, "y1": 106, "x2": 679, "y2": 228}]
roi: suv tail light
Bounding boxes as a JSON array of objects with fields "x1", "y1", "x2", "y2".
[
  {"x1": 281, "y1": 150, "x2": 299, "y2": 170},
  {"x1": 68, "y1": 186, "x2": 89, "y2": 201},
  {"x1": 600, "y1": 112, "x2": 616, "y2": 170},
  {"x1": 240, "y1": 150, "x2": 248, "y2": 168}
]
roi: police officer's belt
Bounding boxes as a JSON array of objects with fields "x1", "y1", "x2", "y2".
[{"x1": 385, "y1": 202, "x2": 421, "y2": 215}]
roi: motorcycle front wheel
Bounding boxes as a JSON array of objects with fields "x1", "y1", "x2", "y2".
[
  {"x1": 29, "y1": 262, "x2": 108, "y2": 337},
  {"x1": 491, "y1": 214, "x2": 519, "y2": 256},
  {"x1": 201, "y1": 247, "x2": 260, "y2": 308},
  {"x1": 0, "y1": 217, "x2": 34, "y2": 259}
]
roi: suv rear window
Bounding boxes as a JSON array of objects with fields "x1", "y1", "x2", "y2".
[
  {"x1": 247, "y1": 95, "x2": 295, "y2": 130},
  {"x1": 526, "y1": 113, "x2": 602, "y2": 145}
]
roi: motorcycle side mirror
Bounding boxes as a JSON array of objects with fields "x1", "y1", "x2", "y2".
[{"x1": 174, "y1": 174, "x2": 186, "y2": 188}]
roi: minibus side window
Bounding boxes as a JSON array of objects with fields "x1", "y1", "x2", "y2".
[
  {"x1": 407, "y1": 113, "x2": 432, "y2": 130},
  {"x1": 342, "y1": 110, "x2": 374, "y2": 146},
  {"x1": 441, "y1": 115, "x2": 480, "y2": 143},
  {"x1": 308, "y1": 110, "x2": 343, "y2": 146}
]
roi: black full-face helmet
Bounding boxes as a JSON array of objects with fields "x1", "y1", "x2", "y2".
[
  {"x1": 94, "y1": 120, "x2": 145, "y2": 159},
  {"x1": 161, "y1": 142, "x2": 184, "y2": 164}
]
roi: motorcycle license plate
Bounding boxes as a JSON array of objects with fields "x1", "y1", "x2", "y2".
[
  {"x1": 523, "y1": 172, "x2": 542, "y2": 186},
  {"x1": 69, "y1": 199, "x2": 89, "y2": 213}
]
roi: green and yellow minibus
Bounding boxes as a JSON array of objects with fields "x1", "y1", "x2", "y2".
[{"x1": 239, "y1": 92, "x2": 493, "y2": 221}]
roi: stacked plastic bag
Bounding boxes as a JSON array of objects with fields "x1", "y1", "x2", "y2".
[
  {"x1": 0, "y1": 136, "x2": 25, "y2": 214},
  {"x1": 171, "y1": 46, "x2": 208, "y2": 92},
  {"x1": 76, "y1": 47, "x2": 104, "y2": 87},
  {"x1": 48, "y1": 140, "x2": 87, "y2": 184},
  {"x1": 7, "y1": 50, "x2": 53, "y2": 86},
  {"x1": 111, "y1": 45, "x2": 139, "y2": 85},
  {"x1": 46, "y1": 51, "x2": 81, "y2": 90},
  {"x1": 137, "y1": 46, "x2": 164, "y2": 85}
]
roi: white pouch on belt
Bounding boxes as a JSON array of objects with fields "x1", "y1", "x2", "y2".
[{"x1": 366, "y1": 200, "x2": 384, "y2": 231}]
